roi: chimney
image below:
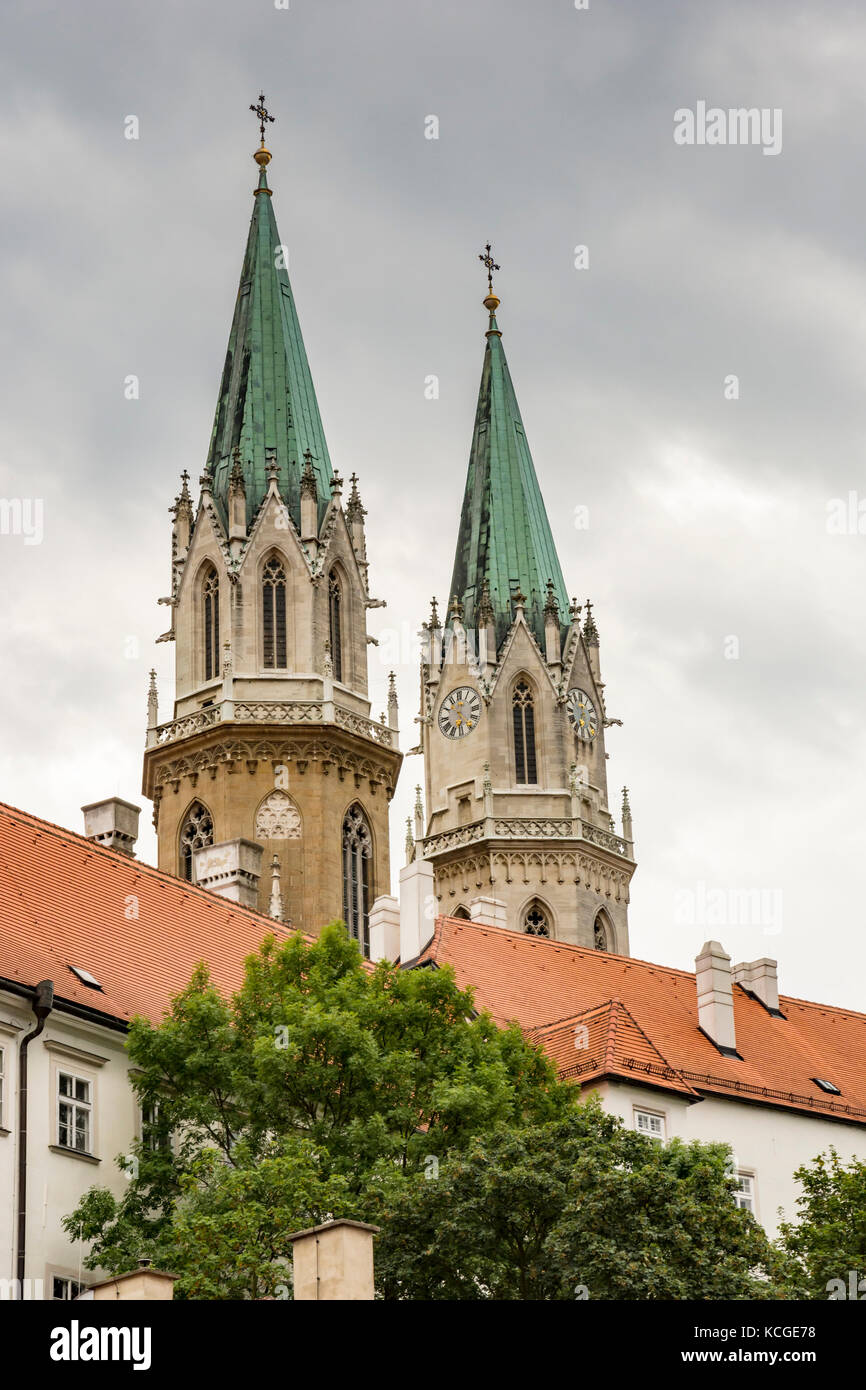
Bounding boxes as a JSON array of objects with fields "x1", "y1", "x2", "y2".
[
  {"x1": 81, "y1": 798, "x2": 141, "y2": 856},
  {"x1": 469, "y1": 895, "x2": 508, "y2": 929},
  {"x1": 193, "y1": 839, "x2": 263, "y2": 909},
  {"x1": 369, "y1": 895, "x2": 400, "y2": 961},
  {"x1": 695, "y1": 940, "x2": 738, "y2": 1055},
  {"x1": 289, "y1": 1219, "x2": 379, "y2": 1301},
  {"x1": 78, "y1": 1260, "x2": 177, "y2": 1301},
  {"x1": 398, "y1": 856, "x2": 436, "y2": 962},
  {"x1": 732, "y1": 957, "x2": 780, "y2": 1013}
]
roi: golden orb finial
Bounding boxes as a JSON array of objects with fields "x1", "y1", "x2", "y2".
[
  {"x1": 250, "y1": 93, "x2": 275, "y2": 168},
  {"x1": 478, "y1": 242, "x2": 501, "y2": 317}
]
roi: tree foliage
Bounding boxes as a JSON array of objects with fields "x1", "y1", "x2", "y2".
[
  {"x1": 64, "y1": 923, "x2": 564, "y2": 1297},
  {"x1": 374, "y1": 1102, "x2": 786, "y2": 1300},
  {"x1": 64, "y1": 921, "x2": 788, "y2": 1300},
  {"x1": 777, "y1": 1148, "x2": 866, "y2": 1299}
]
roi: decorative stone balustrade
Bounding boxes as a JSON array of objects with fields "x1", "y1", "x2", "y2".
[
  {"x1": 152, "y1": 699, "x2": 395, "y2": 750},
  {"x1": 422, "y1": 815, "x2": 632, "y2": 860}
]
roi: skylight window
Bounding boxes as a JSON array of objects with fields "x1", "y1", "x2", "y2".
[
  {"x1": 68, "y1": 965, "x2": 103, "y2": 991},
  {"x1": 812, "y1": 1077, "x2": 841, "y2": 1095}
]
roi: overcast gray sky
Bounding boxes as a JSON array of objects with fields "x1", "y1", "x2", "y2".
[{"x1": 1, "y1": 0, "x2": 864, "y2": 1010}]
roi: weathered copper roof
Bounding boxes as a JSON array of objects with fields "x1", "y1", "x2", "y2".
[
  {"x1": 206, "y1": 162, "x2": 333, "y2": 528},
  {"x1": 448, "y1": 304, "x2": 570, "y2": 649}
]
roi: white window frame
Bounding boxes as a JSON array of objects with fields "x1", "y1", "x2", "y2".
[
  {"x1": 735, "y1": 1171, "x2": 756, "y2": 1214},
  {"x1": 57, "y1": 1070, "x2": 93, "y2": 1154},
  {"x1": 139, "y1": 1100, "x2": 170, "y2": 1153},
  {"x1": 0, "y1": 1046, "x2": 4, "y2": 1130},
  {"x1": 634, "y1": 1107, "x2": 666, "y2": 1140},
  {"x1": 52, "y1": 1274, "x2": 85, "y2": 1301}
]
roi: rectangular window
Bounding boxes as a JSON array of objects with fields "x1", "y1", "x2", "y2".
[
  {"x1": 57, "y1": 1072, "x2": 92, "y2": 1153},
  {"x1": 52, "y1": 1275, "x2": 85, "y2": 1301},
  {"x1": 140, "y1": 1101, "x2": 170, "y2": 1153},
  {"x1": 205, "y1": 593, "x2": 214, "y2": 681},
  {"x1": 263, "y1": 583, "x2": 274, "y2": 667},
  {"x1": 275, "y1": 583, "x2": 287, "y2": 668},
  {"x1": 524, "y1": 703, "x2": 537, "y2": 783},
  {"x1": 735, "y1": 1173, "x2": 755, "y2": 1213},
  {"x1": 513, "y1": 703, "x2": 526, "y2": 783},
  {"x1": 634, "y1": 1108, "x2": 665, "y2": 1140}
]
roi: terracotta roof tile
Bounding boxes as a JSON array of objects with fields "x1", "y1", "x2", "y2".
[
  {"x1": 0, "y1": 801, "x2": 305, "y2": 1025},
  {"x1": 426, "y1": 917, "x2": 866, "y2": 1125}
]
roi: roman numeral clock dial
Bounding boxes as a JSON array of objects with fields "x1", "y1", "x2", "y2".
[
  {"x1": 438, "y1": 686, "x2": 482, "y2": 739},
  {"x1": 565, "y1": 687, "x2": 598, "y2": 742}
]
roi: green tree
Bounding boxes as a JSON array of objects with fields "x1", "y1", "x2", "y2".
[
  {"x1": 373, "y1": 1101, "x2": 787, "y2": 1300},
  {"x1": 64, "y1": 922, "x2": 565, "y2": 1297},
  {"x1": 64, "y1": 922, "x2": 791, "y2": 1300},
  {"x1": 777, "y1": 1148, "x2": 866, "y2": 1299}
]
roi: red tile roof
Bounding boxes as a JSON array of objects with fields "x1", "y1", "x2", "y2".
[
  {"x1": 0, "y1": 801, "x2": 302, "y2": 1026},
  {"x1": 423, "y1": 916, "x2": 866, "y2": 1126}
]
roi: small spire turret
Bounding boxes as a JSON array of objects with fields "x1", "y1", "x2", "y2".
[
  {"x1": 583, "y1": 599, "x2": 599, "y2": 646},
  {"x1": 147, "y1": 669, "x2": 158, "y2": 730},
  {"x1": 300, "y1": 449, "x2": 319, "y2": 553},
  {"x1": 228, "y1": 446, "x2": 247, "y2": 544},
  {"x1": 544, "y1": 577, "x2": 562, "y2": 668},
  {"x1": 622, "y1": 786, "x2": 633, "y2": 842},
  {"x1": 268, "y1": 853, "x2": 284, "y2": 922}
]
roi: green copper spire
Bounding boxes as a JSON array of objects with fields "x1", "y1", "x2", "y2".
[
  {"x1": 449, "y1": 270, "x2": 569, "y2": 651},
  {"x1": 206, "y1": 129, "x2": 332, "y2": 529}
]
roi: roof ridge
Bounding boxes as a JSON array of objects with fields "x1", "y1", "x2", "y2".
[
  {"x1": 603, "y1": 997, "x2": 621, "y2": 1070},
  {"x1": 447, "y1": 303, "x2": 569, "y2": 651},
  {"x1": 436, "y1": 913, "x2": 694, "y2": 976},
  {"x1": 608, "y1": 996, "x2": 694, "y2": 1088},
  {"x1": 436, "y1": 913, "x2": 866, "y2": 1018}
]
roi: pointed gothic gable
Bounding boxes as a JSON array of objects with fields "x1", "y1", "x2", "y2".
[
  {"x1": 448, "y1": 303, "x2": 570, "y2": 651},
  {"x1": 236, "y1": 484, "x2": 310, "y2": 578},
  {"x1": 206, "y1": 164, "x2": 333, "y2": 531},
  {"x1": 175, "y1": 492, "x2": 231, "y2": 609},
  {"x1": 561, "y1": 629, "x2": 605, "y2": 713},
  {"x1": 488, "y1": 609, "x2": 559, "y2": 701}
]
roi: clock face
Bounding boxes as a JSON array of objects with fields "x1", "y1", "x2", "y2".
[
  {"x1": 438, "y1": 686, "x2": 482, "y2": 739},
  {"x1": 565, "y1": 687, "x2": 599, "y2": 742}
]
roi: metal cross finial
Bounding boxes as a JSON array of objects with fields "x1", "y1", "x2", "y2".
[
  {"x1": 478, "y1": 242, "x2": 500, "y2": 294},
  {"x1": 250, "y1": 92, "x2": 275, "y2": 144}
]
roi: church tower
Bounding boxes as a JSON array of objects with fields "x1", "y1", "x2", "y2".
[
  {"x1": 414, "y1": 256, "x2": 635, "y2": 953},
  {"x1": 142, "y1": 103, "x2": 401, "y2": 948}
]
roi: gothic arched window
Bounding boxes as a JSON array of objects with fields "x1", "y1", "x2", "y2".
[
  {"x1": 452, "y1": 905, "x2": 470, "y2": 921},
  {"x1": 523, "y1": 901, "x2": 551, "y2": 937},
  {"x1": 594, "y1": 911, "x2": 610, "y2": 952},
  {"x1": 342, "y1": 804, "x2": 372, "y2": 956},
  {"x1": 179, "y1": 801, "x2": 213, "y2": 882},
  {"x1": 512, "y1": 680, "x2": 538, "y2": 784},
  {"x1": 262, "y1": 556, "x2": 287, "y2": 669},
  {"x1": 202, "y1": 567, "x2": 220, "y2": 683},
  {"x1": 328, "y1": 571, "x2": 343, "y2": 683}
]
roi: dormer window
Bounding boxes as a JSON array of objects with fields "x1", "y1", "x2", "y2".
[{"x1": 812, "y1": 1077, "x2": 841, "y2": 1095}]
